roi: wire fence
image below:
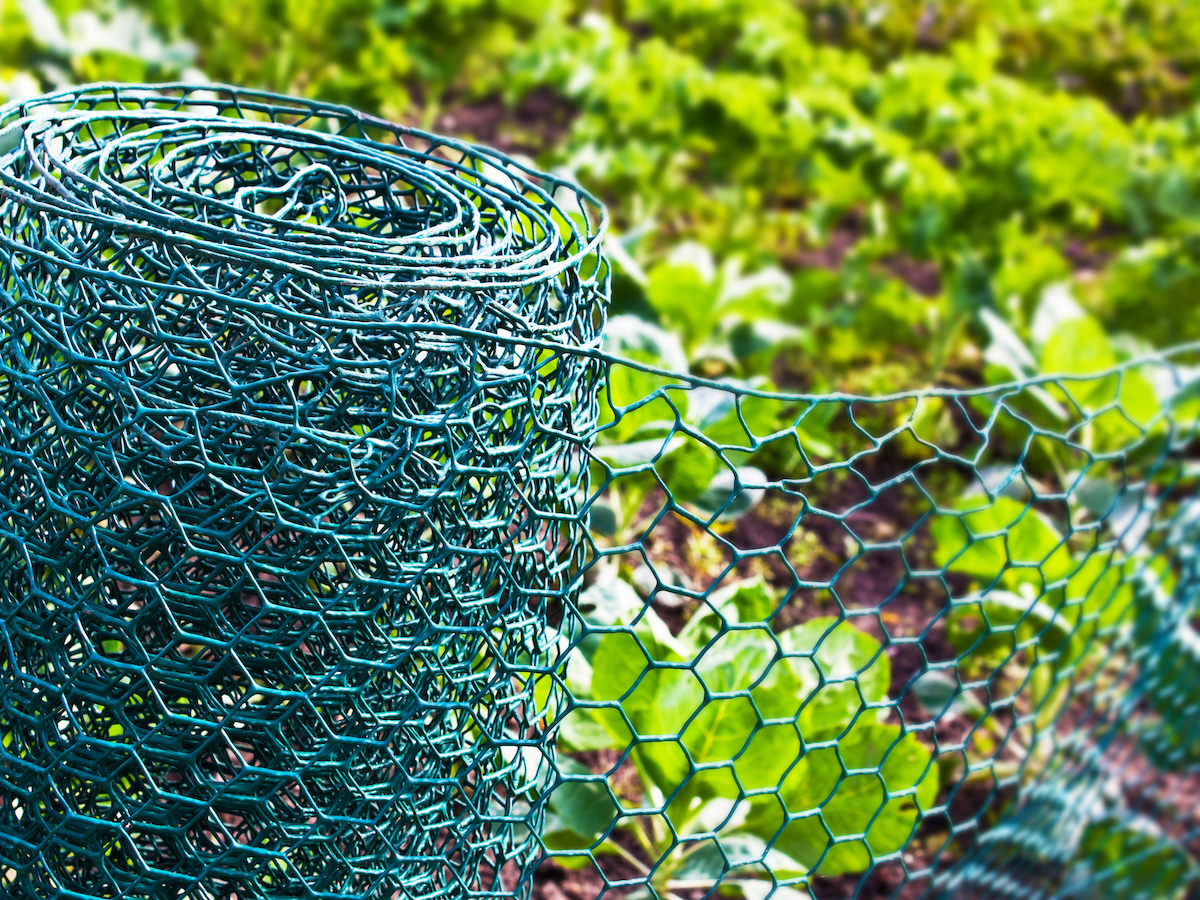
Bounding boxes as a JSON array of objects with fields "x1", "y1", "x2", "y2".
[
  {"x1": 0, "y1": 84, "x2": 1197, "y2": 900},
  {"x1": 560, "y1": 349, "x2": 1200, "y2": 900}
]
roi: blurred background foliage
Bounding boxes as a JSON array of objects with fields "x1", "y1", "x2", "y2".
[{"x1": 4, "y1": 0, "x2": 1200, "y2": 391}]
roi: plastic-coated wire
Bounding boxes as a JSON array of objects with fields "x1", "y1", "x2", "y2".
[
  {"x1": 567, "y1": 345, "x2": 1200, "y2": 900},
  {"x1": 0, "y1": 83, "x2": 607, "y2": 900},
  {"x1": 1, "y1": 83, "x2": 1199, "y2": 900}
]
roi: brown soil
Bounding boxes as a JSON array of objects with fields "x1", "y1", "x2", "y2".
[{"x1": 434, "y1": 87, "x2": 576, "y2": 156}]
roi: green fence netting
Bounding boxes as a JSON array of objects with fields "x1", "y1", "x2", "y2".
[
  {"x1": 563, "y1": 347, "x2": 1200, "y2": 900},
  {"x1": 0, "y1": 83, "x2": 606, "y2": 900},
  {"x1": 0, "y1": 84, "x2": 1197, "y2": 900}
]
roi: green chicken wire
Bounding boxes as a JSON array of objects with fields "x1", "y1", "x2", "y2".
[
  {"x1": 543, "y1": 344, "x2": 1200, "y2": 900},
  {"x1": 0, "y1": 84, "x2": 607, "y2": 899},
  {"x1": 1, "y1": 83, "x2": 1199, "y2": 900}
]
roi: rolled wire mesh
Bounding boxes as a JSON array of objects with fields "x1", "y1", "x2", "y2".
[
  {"x1": 1, "y1": 83, "x2": 1199, "y2": 900},
  {"x1": 0, "y1": 83, "x2": 607, "y2": 900}
]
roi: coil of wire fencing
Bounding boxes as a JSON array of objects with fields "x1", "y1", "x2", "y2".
[
  {"x1": 0, "y1": 83, "x2": 1198, "y2": 900},
  {"x1": 0, "y1": 83, "x2": 606, "y2": 900}
]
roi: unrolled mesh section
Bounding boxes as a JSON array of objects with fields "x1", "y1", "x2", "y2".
[
  {"x1": 553, "y1": 354, "x2": 1200, "y2": 900},
  {"x1": 0, "y1": 84, "x2": 607, "y2": 900}
]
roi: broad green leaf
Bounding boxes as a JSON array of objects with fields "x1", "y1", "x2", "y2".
[
  {"x1": 1066, "y1": 553, "x2": 1134, "y2": 632},
  {"x1": 646, "y1": 246, "x2": 720, "y2": 352},
  {"x1": 665, "y1": 766, "x2": 745, "y2": 833},
  {"x1": 579, "y1": 577, "x2": 645, "y2": 629},
  {"x1": 734, "y1": 883, "x2": 810, "y2": 900},
  {"x1": 673, "y1": 832, "x2": 807, "y2": 883},
  {"x1": 694, "y1": 628, "x2": 777, "y2": 693},
  {"x1": 951, "y1": 590, "x2": 1074, "y2": 651},
  {"x1": 1092, "y1": 368, "x2": 1162, "y2": 452},
  {"x1": 734, "y1": 722, "x2": 802, "y2": 791},
  {"x1": 545, "y1": 757, "x2": 619, "y2": 848},
  {"x1": 557, "y1": 705, "x2": 624, "y2": 752},
  {"x1": 742, "y1": 722, "x2": 937, "y2": 876},
  {"x1": 720, "y1": 576, "x2": 779, "y2": 625},
  {"x1": 685, "y1": 629, "x2": 776, "y2": 764},
  {"x1": 588, "y1": 632, "x2": 650, "y2": 703},
  {"x1": 932, "y1": 495, "x2": 1072, "y2": 592},
  {"x1": 698, "y1": 390, "x2": 790, "y2": 452},
  {"x1": 783, "y1": 617, "x2": 890, "y2": 739},
  {"x1": 598, "y1": 355, "x2": 688, "y2": 446},
  {"x1": 679, "y1": 576, "x2": 780, "y2": 650},
  {"x1": 945, "y1": 588, "x2": 1078, "y2": 678},
  {"x1": 1042, "y1": 315, "x2": 1114, "y2": 376},
  {"x1": 591, "y1": 628, "x2": 704, "y2": 795},
  {"x1": 1042, "y1": 316, "x2": 1117, "y2": 410},
  {"x1": 604, "y1": 314, "x2": 688, "y2": 372},
  {"x1": 592, "y1": 435, "x2": 684, "y2": 466},
  {"x1": 658, "y1": 438, "x2": 722, "y2": 504}
]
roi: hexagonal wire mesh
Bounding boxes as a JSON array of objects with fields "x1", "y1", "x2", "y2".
[
  {"x1": 0, "y1": 83, "x2": 606, "y2": 899},
  {"x1": 0, "y1": 84, "x2": 1198, "y2": 900},
  {"x1": 566, "y1": 351, "x2": 1200, "y2": 900}
]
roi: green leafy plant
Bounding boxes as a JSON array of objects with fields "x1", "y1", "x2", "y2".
[{"x1": 548, "y1": 576, "x2": 938, "y2": 893}]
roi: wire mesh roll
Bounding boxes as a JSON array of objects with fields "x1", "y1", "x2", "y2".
[{"x1": 0, "y1": 83, "x2": 608, "y2": 900}]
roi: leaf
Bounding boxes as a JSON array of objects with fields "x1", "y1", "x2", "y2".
[
  {"x1": 725, "y1": 319, "x2": 806, "y2": 373},
  {"x1": 592, "y1": 435, "x2": 684, "y2": 466},
  {"x1": 951, "y1": 590, "x2": 1075, "y2": 652},
  {"x1": 685, "y1": 629, "x2": 777, "y2": 763},
  {"x1": 646, "y1": 243, "x2": 720, "y2": 351},
  {"x1": 598, "y1": 354, "x2": 688, "y2": 446},
  {"x1": 658, "y1": 438, "x2": 722, "y2": 504},
  {"x1": 932, "y1": 494, "x2": 1072, "y2": 592},
  {"x1": 1043, "y1": 315, "x2": 1115, "y2": 376},
  {"x1": 558, "y1": 705, "x2": 623, "y2": 752},
  {"x1": 734, "y1": 883, "x2": 811, "y2": 900},
  {"x1": 696, "y1": 387, "x2": 788, "y2": 452},
  {"x1": 1065, "y1": 553, "x2": 1134, "y2": 632},
  {"x1": 694, "y1": 628, "x2": 778, "y2": 693},
  {"x1": 1072, "y1": 476, "x2": 1119, "y2": 518},
  {"x1": 545, "y1": 757, "x2": 619, "y2": 848},
  {"x1": 980, "y1": 307, "x2": 1036, "y2": 377},
  {"x1": 719, "y1": 264, "x2": 791, "y2": 310},
  {"x1": 1042, "y1": 315, "x2": 1118, "y2": 410},
  {"x1": 673, "y1": 833, "x2": 808, "y2": 884},
  {"x1": 783, "y1": 617, "x2": 890, "y2": 739},
  {"x1": 579, "y1": 577, "x2": 645, "y2": 629},
  {"x1": 734, "y1": 722, "x2": 802, "y2": 792},
  {"x1": 679, "y1": 576, "x2": 779, "y2": 649},
  {"x1": 1092, "y1": 368, "x2": 1162, "y2": 452},
  {"x1": 742, "y1": 721, "x2": 937, "y2": 876},
  {"x1": 589, "y1": 501, "x2": 618, "y2": 536},
  {"x1": 589, "y1": 631, "x2": 651, "y2": 701},
  {"x1": 591, "y1": 627, "x2": 704, "y2": 795},
  {"x1": 603, "y1": 313, "x2": 688, "y2": 372},
  {"x1": 909, "y1": 670, "x2": 986, "y2": 719},
  {"x1": 1031, "y1": 282, "x2": 1086, "y2": 350},
  {"x1": 1064, "y1": 816, "x2": 1196, "y2": 900},
  {"x1": 719, "y1": 576, "x2": 780, "y2": 625},
  {"x1": 687, "y1": 386, "x2": 739, "y2": 432},
  {"x1": 692, "y1": 466, "x2": 767, "y2": 520}
]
